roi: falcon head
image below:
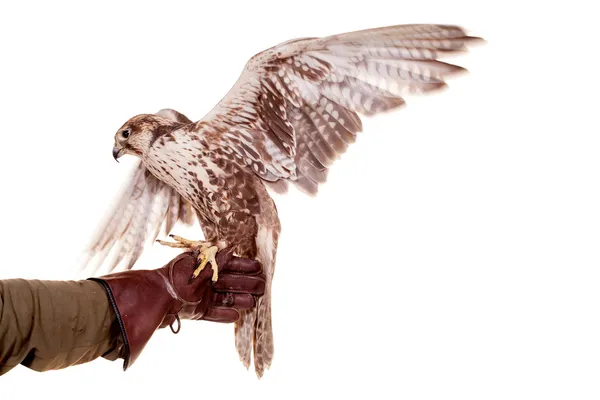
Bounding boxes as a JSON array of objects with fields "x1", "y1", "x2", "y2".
[{"x1": 112, "y1": 114, "x2": 172, "y2": 162}]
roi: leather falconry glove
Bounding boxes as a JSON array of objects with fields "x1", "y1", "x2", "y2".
[{"x1": 89, "y1": 251, "x2": 265, "y2": 370}]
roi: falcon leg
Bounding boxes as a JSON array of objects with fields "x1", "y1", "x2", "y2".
[
  {"x1": 192, "y1": 244, "x2": 219, "y2": 282},
  {"x1": 156, "y1": 234, "x2": 220, "y2": 282}
]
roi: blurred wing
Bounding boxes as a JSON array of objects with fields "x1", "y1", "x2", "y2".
[
  {"x1": 81, "y1": 109, "x2": 198, "y2": 274},
  {"x1": 202, "y1": 24, "x2": 482, "y2": 195}
]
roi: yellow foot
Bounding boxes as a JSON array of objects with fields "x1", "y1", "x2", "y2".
[
  {"x1": 156, "y1": 234, "x2": 220, "y2": 282},
  {"x1": 192, "y1": 244, "x2": 219, "y2": 282}
]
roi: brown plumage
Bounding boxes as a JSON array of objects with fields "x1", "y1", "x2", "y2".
[{"x1": 82, "y1": 24, "x2": 483, "y2": 377}]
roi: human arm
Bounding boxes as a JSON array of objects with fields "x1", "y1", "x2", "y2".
[{"x1": 0, "y1": 251, "x2": 265, "y2": 375}]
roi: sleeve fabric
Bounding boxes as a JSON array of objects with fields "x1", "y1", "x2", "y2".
[{"x1": 0, "y1": 278, "x2": 125, "y2": 375}]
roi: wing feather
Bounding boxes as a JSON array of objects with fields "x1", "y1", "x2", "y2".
[
  {"x1": 201, "y1": 24, "x2": 482, "y2": 194},
  {"x1": 81, "y1": 109, "x2": 198, "y2": 275}
]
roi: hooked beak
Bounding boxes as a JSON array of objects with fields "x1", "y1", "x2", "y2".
[{"x1": 112, "y1": 147, "x2": 123, "y2": 162}]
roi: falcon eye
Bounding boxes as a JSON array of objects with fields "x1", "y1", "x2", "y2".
[{"x1": 121, "y1": 129, "x2": 130, "y2": 139}]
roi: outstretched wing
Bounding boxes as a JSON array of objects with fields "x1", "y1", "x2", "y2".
[
  {"x1": 81, "y1": 109, "x2": 199, "y2": 275},
  {"x1": 201, "y1": 24, "x2": 482, "y2": 195}
]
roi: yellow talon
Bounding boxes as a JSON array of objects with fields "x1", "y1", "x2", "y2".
[
  {"x1": 157, "y1": 234, "x2": 219, "y2": 281},
  {"x1": 193, "y1": 245, "x2": 219, "y2": 282},
  {"x1": 156, "y1": 239, "x2": 187, "y2": 248},
  {"x1": 169, "y1": 235, "x2": 201, "y2": 247}
]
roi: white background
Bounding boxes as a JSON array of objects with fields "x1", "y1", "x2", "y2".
[{"x1": 0, "y1": 0, "x2": 598, "y2": 398}]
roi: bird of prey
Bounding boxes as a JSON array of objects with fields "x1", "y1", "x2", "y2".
[{"x1": 82, "y1": 23, "x2": 483, "y2": 377}]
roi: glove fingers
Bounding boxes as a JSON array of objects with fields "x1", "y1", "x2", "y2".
[
  {"x1": 213, "y1": 274, "x2": 265, "y2": 295},
  {"x1": 221, "y1": 257, "x2": 262, "y2": 274},
  {"x1": 213, "y1": 293, "x2": 256, "y2": 310},
  {"x1": 203, "y1": 307, "x2": 240, "y2": 323}
]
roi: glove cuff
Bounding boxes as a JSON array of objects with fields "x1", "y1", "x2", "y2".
[
  {"x1": 88, "y1": 269, "x2": 172, "y2": 371},
  {"x1": 88, "y1": 277, "x2": 134, "y2": 370}
]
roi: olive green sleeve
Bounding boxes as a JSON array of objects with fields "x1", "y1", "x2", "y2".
[{"x1": 0, "y1": 278, "x2": 125, "y2": 375}]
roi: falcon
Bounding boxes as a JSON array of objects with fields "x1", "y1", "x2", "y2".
[{"x1": 82, "y1": 23, "x2": 483, "y2": 377}]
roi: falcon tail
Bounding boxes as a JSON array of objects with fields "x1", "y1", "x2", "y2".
[{"x1": 235, "y1": 222, "x2": 278, "y2": 378}]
